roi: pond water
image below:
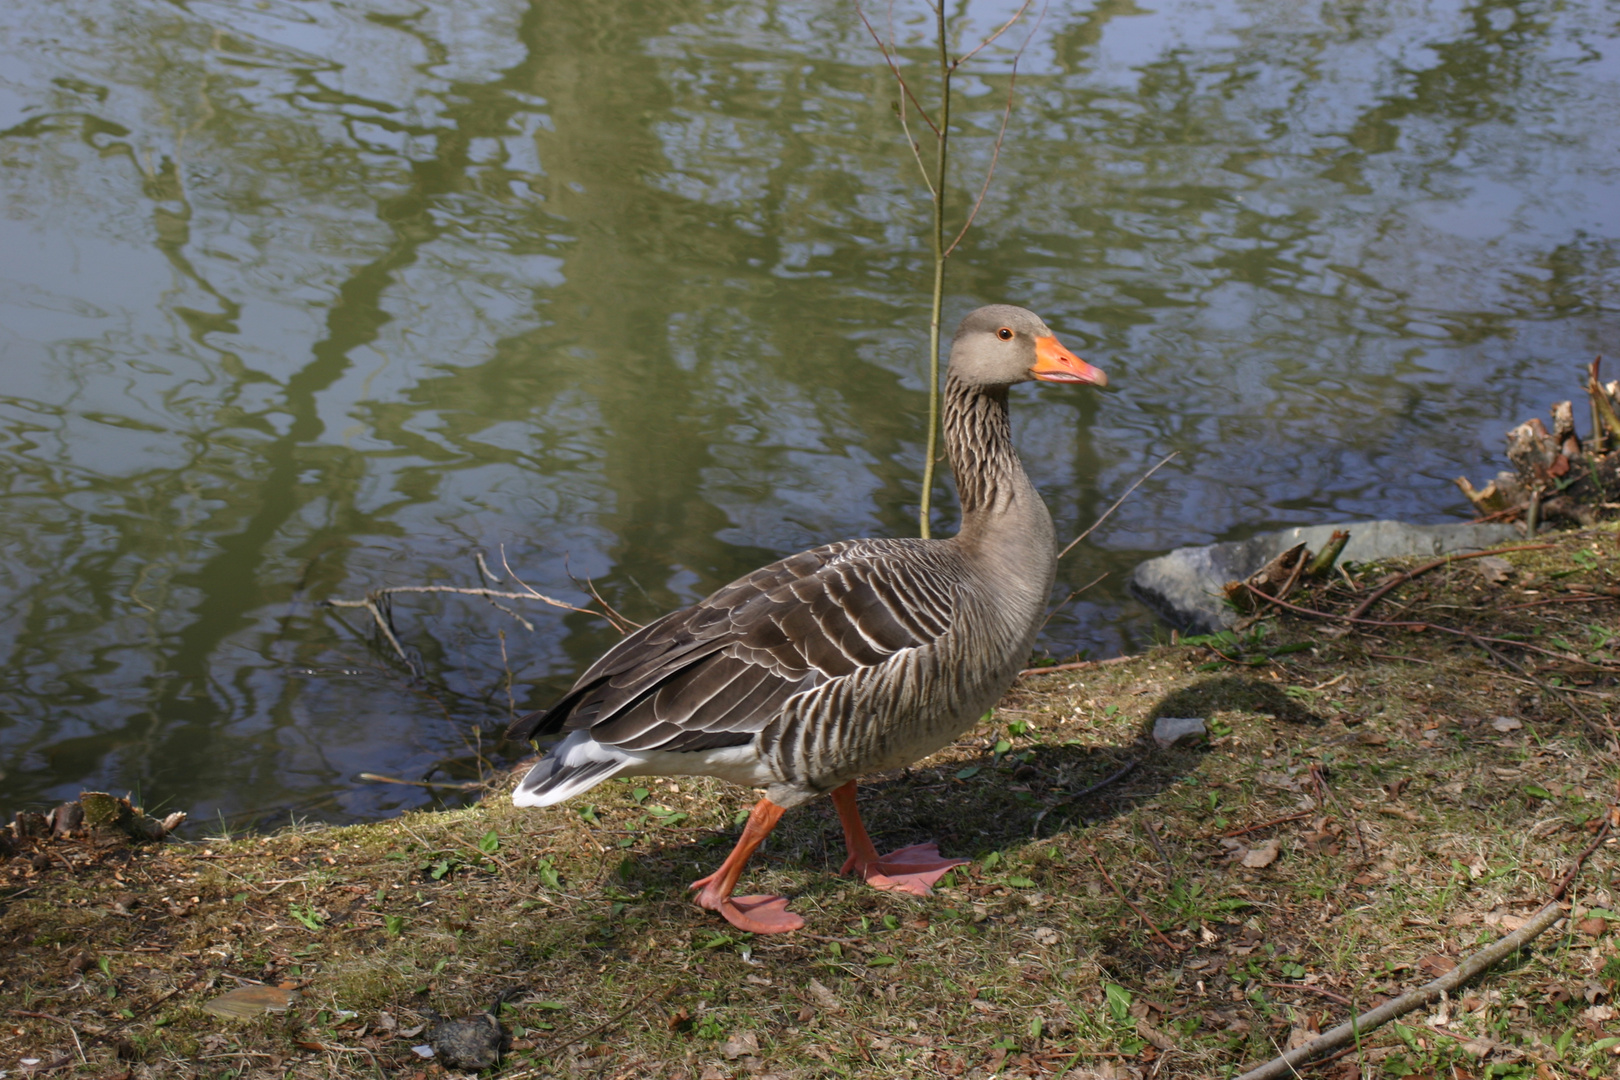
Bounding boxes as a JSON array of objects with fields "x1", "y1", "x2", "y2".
[{"x1": 1, "y1": 0, "x2": 1616, "y2": 831}]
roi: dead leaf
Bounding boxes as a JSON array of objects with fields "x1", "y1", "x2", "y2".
[
  {"x1": 1033, "y1": 927, "x2": 1060, "y2": 946},
  {"x1": 1475, "y1": 557, "x2": 1513, "y2": 585},
  {"x1": 1242, "y1": 839, "x2": 1281, "y2": 868},
  {"x1": 1258, "y1": 770, "x2": 1306, "y2": 792},
  {"x1": 1418, "y1": 954, "x2": 1458, "y2": 977},
  {"x1": 1490, "y1": 716, "x2": 1523, "y2": 733},
  {"x1": 1577, "y1": 917, "x2": 1607, "y2": 937},
  {"x1": 1135, "y1": 1017, "x2": 1175, "y2": 1051},
  {"x1": 720, "y1": 1031, "x2": 759, "y2": 1061},
  {"x1": 202, "y1": 985, "x2": 298, "y2": 1020},
  {"x1": 806, "y1": 979, "x2": 843, "y2": 1014}
]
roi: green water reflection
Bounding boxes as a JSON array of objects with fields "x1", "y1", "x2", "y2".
[{"x1": 0, "y1": 0, "x2": 1614, "y2": 827}]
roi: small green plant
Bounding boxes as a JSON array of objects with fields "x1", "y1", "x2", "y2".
[
  {"x1": 534, "y1": 856, "x2": 562, "y2": 890},
  {"x1": 645, "y1": 806, "x2": 689, "y2": 827},
  {"x1": 289, "y1": 904, "x2": 324, "y2": 931},
  {"x1": 1104, "y1": 983, "x2": 1131, "y2": 1025},
  {"x1": 477, "y1": 829, "x2": 500, "y2": 854}
]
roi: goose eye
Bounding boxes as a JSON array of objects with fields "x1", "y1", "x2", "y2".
[{"x1": 997, "y1": 327, "x2": 1013, "y2": 340}]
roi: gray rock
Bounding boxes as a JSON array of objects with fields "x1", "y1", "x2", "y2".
[
  {"x1": 1130, "y1": 520, "x2": 1521, "y2": 634},
  {"x1": 1152, "y1": 716, "x2": 1208, "y2": 749}
]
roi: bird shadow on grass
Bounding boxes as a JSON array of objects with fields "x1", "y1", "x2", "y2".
[{"x1": 599, "y1": 672, "x2": 1325, "y2": 917}]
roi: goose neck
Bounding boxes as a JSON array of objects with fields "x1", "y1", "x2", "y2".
[{"x1": 942, "y1": 374, "x2": 1053, "y2": 554}]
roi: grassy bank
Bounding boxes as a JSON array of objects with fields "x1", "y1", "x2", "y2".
[{"x1": 3, "y1": 524, "x2": 1617, "y2": 1079}]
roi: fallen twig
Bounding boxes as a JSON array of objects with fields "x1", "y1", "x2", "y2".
[
  {"x1": 1503, "y1": 593, "x2": 1614, "y2": 610},
  {"x1": 1310, "y1": 763, "x2": 1366, "y2": 858},
  {"x1": 1239, "y1": 582, "x2": 1616, "y2": 669},
  {"x1": 1085, "y1": 845, "x2": 1182, "y2": 952},
  {"x1": 1233, "y1": 812, "x2": 1613, "y2": 1080},
  {"x1": 541, "y1": 988, "x2": 668, "y2": 1057},
  {"x1": 1032, "y1": 760, "x2": 1138, "y2": 837},
  {"x1": 1216, "y1": 811, "x2": 1313, "y2": 839},
  {"x1": 1345, "y1": 544, "x2": 1555, "y2": 620},
  {"x1": 1261, "y1": 983, "x2": 1353, "y2": 1007},
  {"x1": 8, "y1": 1011, "x2": 87, "y2": 1064},
  {"x1": 1017, "y1": 654, "x2": 1134, "y2": 678}
]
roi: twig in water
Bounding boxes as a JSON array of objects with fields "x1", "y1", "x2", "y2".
[
  {"x1": 856, "y1": 0, "x2": 1043, "y2": 537},
  {"x1": 1085, "y1": 844, "x2": 1182, "y2": 952},
  {"x1": 1037, "y1": 572, "x2": 1108, "y2": 633},
  {"x1": 1059, "y1": 452, "x2": 1179, "y2": 558},
  {"x1": 1232, "y1": 811, "x2": 1613, "y2": 1080},
  {"x1": 324, "y1": 594, "x2": 414, "y2": 669},
  {"x1": 357, "y1": 773, "x2": 483, "y2": 792},
  {"x1": 498, "y1": 629, "x2": 517, "y2": 720}
]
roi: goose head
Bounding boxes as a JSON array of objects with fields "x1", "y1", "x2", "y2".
[{"x1": 947, "y1": 305, "x2": 1108, "y2": 389}]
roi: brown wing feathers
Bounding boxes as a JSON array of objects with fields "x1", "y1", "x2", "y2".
[{"x1": 506, "y1": 539, "x2": 959, "y2": 755}]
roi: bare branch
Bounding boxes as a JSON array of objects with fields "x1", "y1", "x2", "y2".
[
  {"x1": 560, "y1": 550, "x2": 642, "y2": 635},
  {"x1": 945, "y1": 0, "x2": 1047, "y2": 257},
  {"x1": 854, "y1": 0, "x2": 940, "y2": 136},
  {"x1": 952, "y1": 0, "x2": 1036, "y2": 70},
  {"x1": 328, "y1": 585, "x2": 588, "y2": 623},
  {"x1": 496, "y1": 545, "x2": 613, "y2": 624},
  {"x1": 1058, "y1": 451, "x2": 1179, "y2": 559},
  {"x1": 1037, "y1": 570, "x2": 1108, "y2": 633}
]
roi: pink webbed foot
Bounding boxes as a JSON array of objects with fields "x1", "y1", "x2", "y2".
[
  {"x1": 842, "y1": 842, "x2": 969, "y2": 897},
  {"x1": 685, "y1": 796, "x2": 804, "y2": 934},
  {"x1": 713, "y1": 895, "x2": 806, "y2": 934}
]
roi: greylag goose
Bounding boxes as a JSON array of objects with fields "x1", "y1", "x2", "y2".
[{"x1": 509, "y1": 305, "x2": 1106, "y2": 934}]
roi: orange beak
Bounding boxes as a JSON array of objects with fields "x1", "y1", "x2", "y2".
[{"x1": 1030, "y1": 334, "x2": 1107, "y2": 387}]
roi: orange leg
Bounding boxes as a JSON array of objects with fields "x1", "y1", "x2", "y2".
[
  {"x1": 688, "y1": 797, "x2": 804, "y2": 934},
  {"x1": 830, "y1": 781, "x2": 967, "y2": 897}
]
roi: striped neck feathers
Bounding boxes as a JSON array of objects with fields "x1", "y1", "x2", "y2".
[{"x1": 943, "y1": 373, "x2": 1031, "y2": 521}]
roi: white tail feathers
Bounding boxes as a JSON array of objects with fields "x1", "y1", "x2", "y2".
[{"x1": 511, "y1": 730, "x2": 629, "y2": 807}]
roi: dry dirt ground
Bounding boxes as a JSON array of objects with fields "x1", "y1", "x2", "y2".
[{"x1": 2, "y1": 524, "x2": 1618, "y2": 1080}]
